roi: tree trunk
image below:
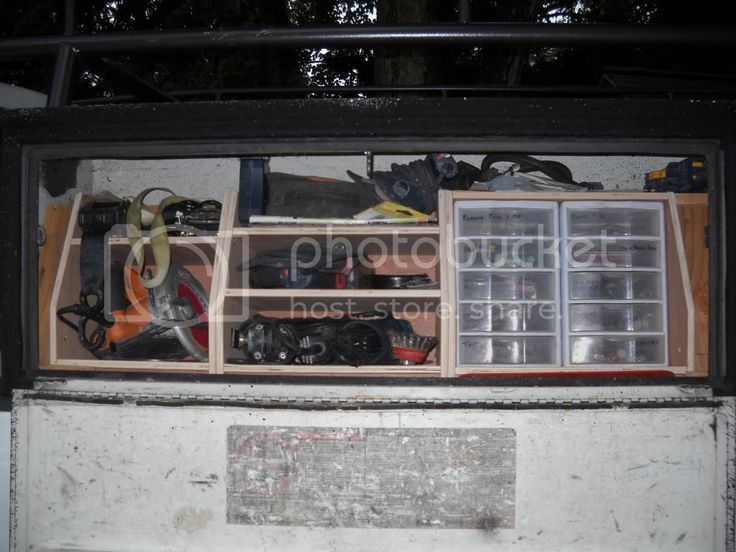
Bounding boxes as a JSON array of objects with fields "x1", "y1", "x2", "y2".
[
  {"x1": 374, "y1": 0, "x2": 437, "y2": 87},
  {"x1": 480, "y1": 0, "x2": 541, "y2": 85}
]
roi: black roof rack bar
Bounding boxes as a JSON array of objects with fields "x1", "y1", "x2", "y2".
[
  {"x1": 46, "y1": 0, "x2": 77, "y2": 107},
  {"x1": 2, "y1": 23, "x2": 736, "y2": 61},
  {"x1": 70, "y1": 84, "x2": 736, "y2": 105}
]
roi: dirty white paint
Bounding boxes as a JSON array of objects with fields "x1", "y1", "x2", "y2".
[
  {"x1": 12, "y1": 390, "x2": 734, "y2": 552},
  {"x1": 0, "y1": 82, "x2": 46, "y2": 109},
  {"x1": 37, "y1": 159, "x2": 92, "y2": 216},
  {"x1": 0, "y1": 411, "x2": 9, "y2": 552},
  {"x1": 30, "y1": 377, "x2": 718, "y2": 403},
  {"x1": 226, "y1": 426, "x2": 516, "y2": 528},
  {"x1": 38, "y1": 154, "x2": 682, "y2": 221},
  {"x1": 83, "y1": 155, "x2": 678, "y2": 194}
]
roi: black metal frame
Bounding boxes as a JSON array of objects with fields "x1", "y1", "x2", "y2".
[
  {"x1": 2, "y1": 20, "x2": 736, "y2": 106},
  {"x1": 3, "y1": 23, "x2": 735, "y2": 60},
  {"x1": 0, "y1": 96, "x2": 733, "y2": 395},
  {"x1": 67, "y1": 85, "x2": 736, "y2": 105}
]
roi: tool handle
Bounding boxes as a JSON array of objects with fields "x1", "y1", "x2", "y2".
[{"x1": 108, "y1": 261, "x2": 127, "y2": 312}]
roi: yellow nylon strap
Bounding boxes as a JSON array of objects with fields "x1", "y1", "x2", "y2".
[{"x1": 126, "y1": 188, "x2": 187, "y2": 289}]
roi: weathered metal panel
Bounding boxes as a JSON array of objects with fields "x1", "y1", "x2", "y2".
[
  {"x1": 226, "y1": 426, "x2": 515, "y2": 529},
  {"x1": 28, "y1": 377, "x2": 720, "y2": 404},
  {"x1": 11, "y1": 386, "x2": 734, "y2": 552}
]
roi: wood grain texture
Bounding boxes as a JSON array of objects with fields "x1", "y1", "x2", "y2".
[
  {"x1": 440, "y1": 190, "x2": 457, "y2": 376},
  {"x1": 210, "y1": 190, "x2": 238, "y2": 373},
  {"x1": 664, "y1": 195, "x2": 693, "y2": 370},
  {"x1": 451, "y1": 191, "x2": 670, "y2": 201},
  {"x1": 38, "y1": 204, "x2": 73, "y2": 368},
  {"x1": 47, "y1": 193, "x2": 219, "y2": 372},
  {"x1": 48, "y1": 194, "x2": 86, "y2": 365},
  {"x1": 676, "y1": 193, "x2": 709, "y2": 376}
]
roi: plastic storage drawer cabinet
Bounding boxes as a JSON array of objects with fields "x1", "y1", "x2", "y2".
[
  {"x1": 561, "y1": 201, "x2": 668, "y2": 367},
  {"x1": 455, "y1": 200, "x2": 560, "y2": 367}
]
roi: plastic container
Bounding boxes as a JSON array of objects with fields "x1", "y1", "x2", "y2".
[
  {"x1": 568, "y1": 271, "x2": 663, "y2": 301},
  {"x1": 568, "y1": 303, "x2": 663, "y2": 333},
  {"x1": 459, "y1": 302, "x2": 557, "y2": 333},
  {"x1": 455, "y1": 238, "x2": 557, "y2": 269},
  {"x1": 458, "y1": 336, "x2": 557, "y2": 365},
  {"x1": 458, "y1": 271, "x2": 556, "y2": 301},
  {"x1": 456, "y1": 206, "x2": 555, "y2": 237},
  {"x1": 568, "y1": 335, "x2": 666, "y2": 365},
  {"x1": 567, "y1": 238, "x2": 663, "y2": 269},
  {"x1": 455, "y1": 200, "x2": 562, "y2": 367},
  {"x1": 561, "y1": 200, "x2": 668, "y2": 367},
  {"x1": 566, "y1": 207, "x2": 661, "y2": 237}
]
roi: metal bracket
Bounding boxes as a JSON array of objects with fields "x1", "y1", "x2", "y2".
[
  {"x1": 36, "y1": 226, "x2": 46, "y2": 246},
  {"x1": 365, "y1": 151, "x2": 374, "y2": 178},
  {"x1": 238, "y1": 158, "x2": 266, "y2": 225}
]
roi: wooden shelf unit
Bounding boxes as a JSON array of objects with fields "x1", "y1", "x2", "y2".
[
  {"x1": 212, "y1": 192, "x2": 446, "y2": 376},
  {"x1": 40, "y1": 190, "x2": 706, "y2": 378},
  {"x1": 44, "y1": 193, "x2": 219, "y2": 372}
]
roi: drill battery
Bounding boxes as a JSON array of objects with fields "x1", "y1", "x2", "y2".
[{"x1": 644, "y1": 157, "x2": 707, "y2": 193}]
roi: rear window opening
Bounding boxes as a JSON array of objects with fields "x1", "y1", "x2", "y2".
[{"x1": 35, "y1": 151, "x2": 711, "y2": 381}]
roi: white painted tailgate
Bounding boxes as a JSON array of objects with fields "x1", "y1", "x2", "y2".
[{"x1": 11, "y1": 382, "x2": 735, "y2": 552}]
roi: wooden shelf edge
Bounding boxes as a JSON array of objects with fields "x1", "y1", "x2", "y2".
[
  {"x1": 224, "y1": 288, "x2": 442, "y2": 298},
  {"x1": 45, "y1": 359, "x2": 210, "y2": 371},
  {"x1": 674, "y1": 193, "x2": 708, "y2": 206},
  {"x1": 223, "y1": 364, "x2": 441, "y2": 376},
  {"x1": 666, "y1": 193, "x2": 696, "y2": 374},
  {"x1": 230, "y1": 225, "x2": 440, "y2": 236},
  {"x1": 457, "y1": 365, "x2": 688, "y2": 374},
  {"x1": 69, "y1": 236, "x2": 219, "y2": 246},
  {"x1": 450, "y1": 191, "x2": 671, "y2": 201}
]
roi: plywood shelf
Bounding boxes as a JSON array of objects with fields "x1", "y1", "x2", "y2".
[
  {"x1": 69, "y1": 236, "x2": 217, "y2": 246},
  {"x1": 456, "y1": 365, "x2": 688, "y2": 374},
  {"x1": 455, "y1": 366, "x2": 688, "y2": 378},
  {"x1": 450, "y1": 191, "x2": 672, "y2": 201},
  {"x1": 45, "y1": 359, "x2": 210, "y2": 372},
  {"x1": 223, "y1": 288, "x2": 442, "y2": 312},
  {"x1": 223, "y1": 363, "x2": 441, "y2": 377},
  {"x1": 231, "y1": 225, "x2": 439, "y2": 236},
  {"x1": 225, "y1": 288, "x2": 440, "y2": 297}
]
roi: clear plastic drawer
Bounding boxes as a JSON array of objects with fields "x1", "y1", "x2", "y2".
[
  {"x1": 457, "y1": 207, "x2": 555, "y2": 237},
  {"x1": 455, "y1": 238, "x2": 557, "y2": 269},
  {"x1": 567, "y1": 239, "x2": 662, "y2": 269},
  {"x1": 459, "y1": 271, "x2": 556, "y2": 301},
  {"x1": 459, "y1": 302, "x2": 557, "y2": 333},
  {"x1": 567, "y1": 207, "x2": 661, "y2": 237},
  {"x1": 458, "y1": 336, "x2": 557, "y2": 365},
  {"x1": 569, "y1": 303, "x2": 663, "y2": 333},
  {"x1": 569, "y1": 335, "x2": 666, "y2": 365},
  {"x1": 568, "y1": 271, "x2": 662, "y2": 300}
]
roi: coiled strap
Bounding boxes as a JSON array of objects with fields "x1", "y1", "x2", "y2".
[{"x1": 126, "y1": 187, "x2": 187, "y2": 289}]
